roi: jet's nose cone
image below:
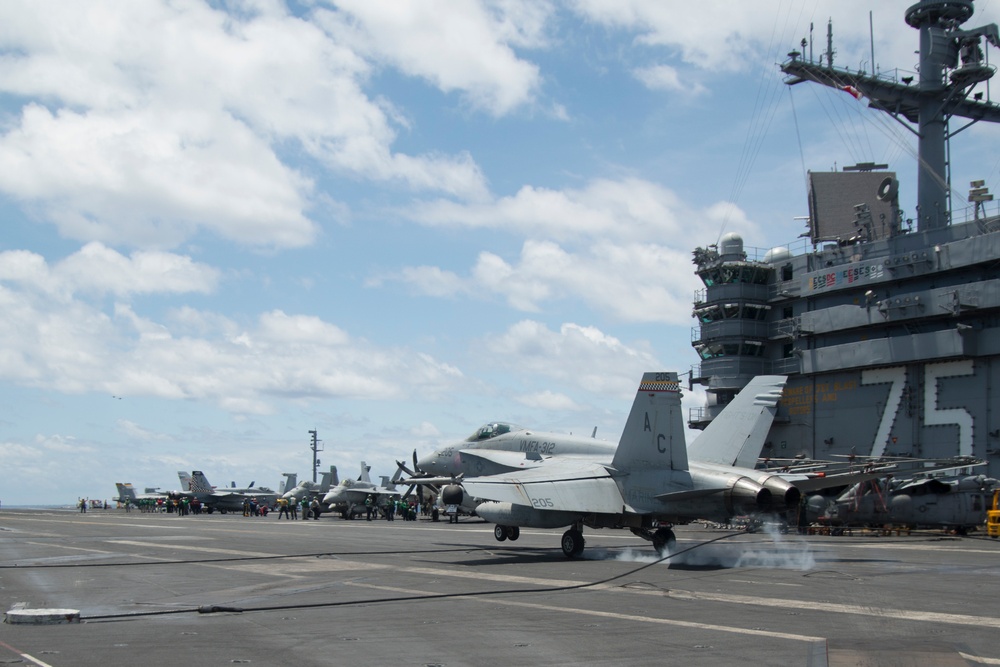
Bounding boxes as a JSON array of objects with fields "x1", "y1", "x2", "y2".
[
  {"x1": 417, "y1": 441, "x2": 466, "y2": 476},
  {"x1": 416, "y1": 453, "x2": 438, "y2": 473},
  {"x1": 417, "y1": 451, "x2": 448, "y2": 473}
]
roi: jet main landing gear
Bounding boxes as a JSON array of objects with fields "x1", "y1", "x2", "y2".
[
  {"x1": 561, "y1": 528, "x2": 585, "y2": 558},
  {"x1": 652, "y1": 527, "x2": 676, "y2": 556}
]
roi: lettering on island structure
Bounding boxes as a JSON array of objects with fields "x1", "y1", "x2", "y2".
[
  {"x1": 809, "y1": 263, "x2": 884, "y2": 292},
  {"x1": 782, "y1": 380, "x2": 859, "y2": 416}
]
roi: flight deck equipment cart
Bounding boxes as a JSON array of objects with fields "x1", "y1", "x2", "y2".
[{"x1": 988, "y1": 490, "x2": 1000, "y2": 539}]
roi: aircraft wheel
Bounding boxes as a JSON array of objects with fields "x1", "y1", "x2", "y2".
[
  {"x1": 652, "y1": 527, "x2": 676, "y2": 556},
  {"x1": 494, "y1": 524, "x2": 508, "y2": 542},
  {"x1": 506, "y1": 526, "x2": 520, "y2": 541},
  {"x1": 561, "y1": 529, "x2": 585, "y2": 558}
]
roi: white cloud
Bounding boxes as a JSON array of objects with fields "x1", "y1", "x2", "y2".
[
  {"x1": 395, "y1": 238, "x2": 699, "y2": 324},
  {"x1": 391, "y1": 266, "x2": 469, "y2": 298},
  {"x1": 116, "y1": 419, "x2": 171, "y2": 442},
  {"x1": 482, "y1": 320, "x2": 660, "y2": 395},
  {"x1": 0, "y1": 244, "x2": 219, "y2": 300},
  {"x1": 0, "y1": 0, "x2": 497, "y2": 249},
  {"x1": 633, "y1": 64, "x2": 706, "y2": 95},
  {"x1": 326, "y1": 0, "x2": 550, "y2": 116},
  {"x1": 409, "y1": 421, "x2": 441, "y2": 437},
  {"x1": 387, "y1": 172, "x2": 760, "y2": 323},
  {"x1": 407, "y1": 177, "x2": 692, "y2": 241},
  {"x1": 0, "y1": 265, "x2": 464, "y2": 413},
  {"x1": 515, "y1": 389, "x2": 582, "y2": 411},
  {"x1": 571, "y1": 1, "x2": 934, "y2": 80}
]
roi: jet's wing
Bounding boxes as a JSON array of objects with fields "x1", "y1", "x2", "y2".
[
  {"x1": 461, "y1": 460, "x2": 625, "y2": 514},
  {"x1": 458, "y1": 448, "x2": 548, "y2": 472}
]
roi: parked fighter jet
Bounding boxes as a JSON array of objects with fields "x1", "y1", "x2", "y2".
[
  {"x1": 281, "y1": 467, "x2": 338, "y2": 506},
  {"x1": 415, "y1": 423, "x2": 616, "y2": 480},
  {"x1": 322, "y1": 462, "x2": 402, "y2": 518},
  {"x1": 185, "y1": 471, "x2": 279, "y2": 513},
  {"x1": 114, "y1": 483, "x2": 175, "y2": 505},
  {"x1": 814, "y1": 474, "x2": 997, "y2": 534},
  {"x1": 189, "y1": 471, "x2": 276, "y2": 497}
]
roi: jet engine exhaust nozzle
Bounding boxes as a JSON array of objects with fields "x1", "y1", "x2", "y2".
[
  {"x1": 762, "y1": 476, "x2": 801, "y2": 510},
  {"x1": 729, "y1": 477, "x2": 771, "y2": 513}
]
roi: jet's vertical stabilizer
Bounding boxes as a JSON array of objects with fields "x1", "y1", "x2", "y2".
[
  {"x1": 319, "y1": 467, "x2": 337, "y2": 493},
  {"x1": 281, "y1": 473, "x2": 297, "y2": 495},
  {"x1": 612, "y1": 372, "x2": 687, "y2": 473},
  {"x1": 689, "y1": 375, "x2": 787, "y2": 468},
  {"x1": 116, "y1": 483, "x2": 137, "y2": 502},
  {"x1": 190, "y1": 471, "x2": 214, "y2": 495}
]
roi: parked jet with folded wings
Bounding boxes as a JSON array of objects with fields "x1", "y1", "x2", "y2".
[
  {"x1": 322, "y1": 461, "x2": 402, "y2": 518},
  {"x1": 281, "y1": 467, "x2": 338, "y2": 506}
]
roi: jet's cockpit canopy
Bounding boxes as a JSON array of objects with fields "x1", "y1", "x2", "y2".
[{"x1": 467, "y1": 422, "x2": 523, "y2": 442}]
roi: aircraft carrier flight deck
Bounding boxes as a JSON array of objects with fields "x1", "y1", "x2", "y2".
[{"x1": 2, "y1": 508, "x2": 999, "y2": 666}]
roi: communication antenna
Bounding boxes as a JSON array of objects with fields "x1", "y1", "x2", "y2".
[{"x1": 308, "y1": 430, "x2": 324, "y2": 483}]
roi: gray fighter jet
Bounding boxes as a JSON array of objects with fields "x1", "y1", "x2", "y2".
[
  {"x1": 281, "y1": 467, "x2": 338, "y2": 506},
  {"x1": 321, "y1": 462, "x2": 402, "y2": 518},
  {"x1": 458, "y1": 372, "x2": 980, "y2": 558},
  {"x1": 463, "y1": 372, "x2": 792, "y2": 556},
  {"x1": 186, "y1": 470, "x2": 279, "y2": 513},
  {"x1": 114, "y1": 482, "x2": 175, "y2": 505}
]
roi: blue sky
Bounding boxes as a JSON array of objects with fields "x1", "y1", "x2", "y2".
[{"x1": 2, "y1": 1, "x2": 999, "y2": 504}]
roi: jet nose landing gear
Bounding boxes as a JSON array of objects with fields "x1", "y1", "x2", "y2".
[{"x1": 493, "y1": 525, "x2": 520, "y2": 542}]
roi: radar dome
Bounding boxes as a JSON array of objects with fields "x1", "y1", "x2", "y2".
[
  {"x1": 763, "y1": 247, "x2": 791, "y2": 263},
  {"x1": 719, "y1": 233, "x2": 744, "y2": 257}
]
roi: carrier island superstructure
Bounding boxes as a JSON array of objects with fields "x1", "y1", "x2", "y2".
[{"x1": 690, "y1": 1, "x2": 1000, "y2": 480}]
